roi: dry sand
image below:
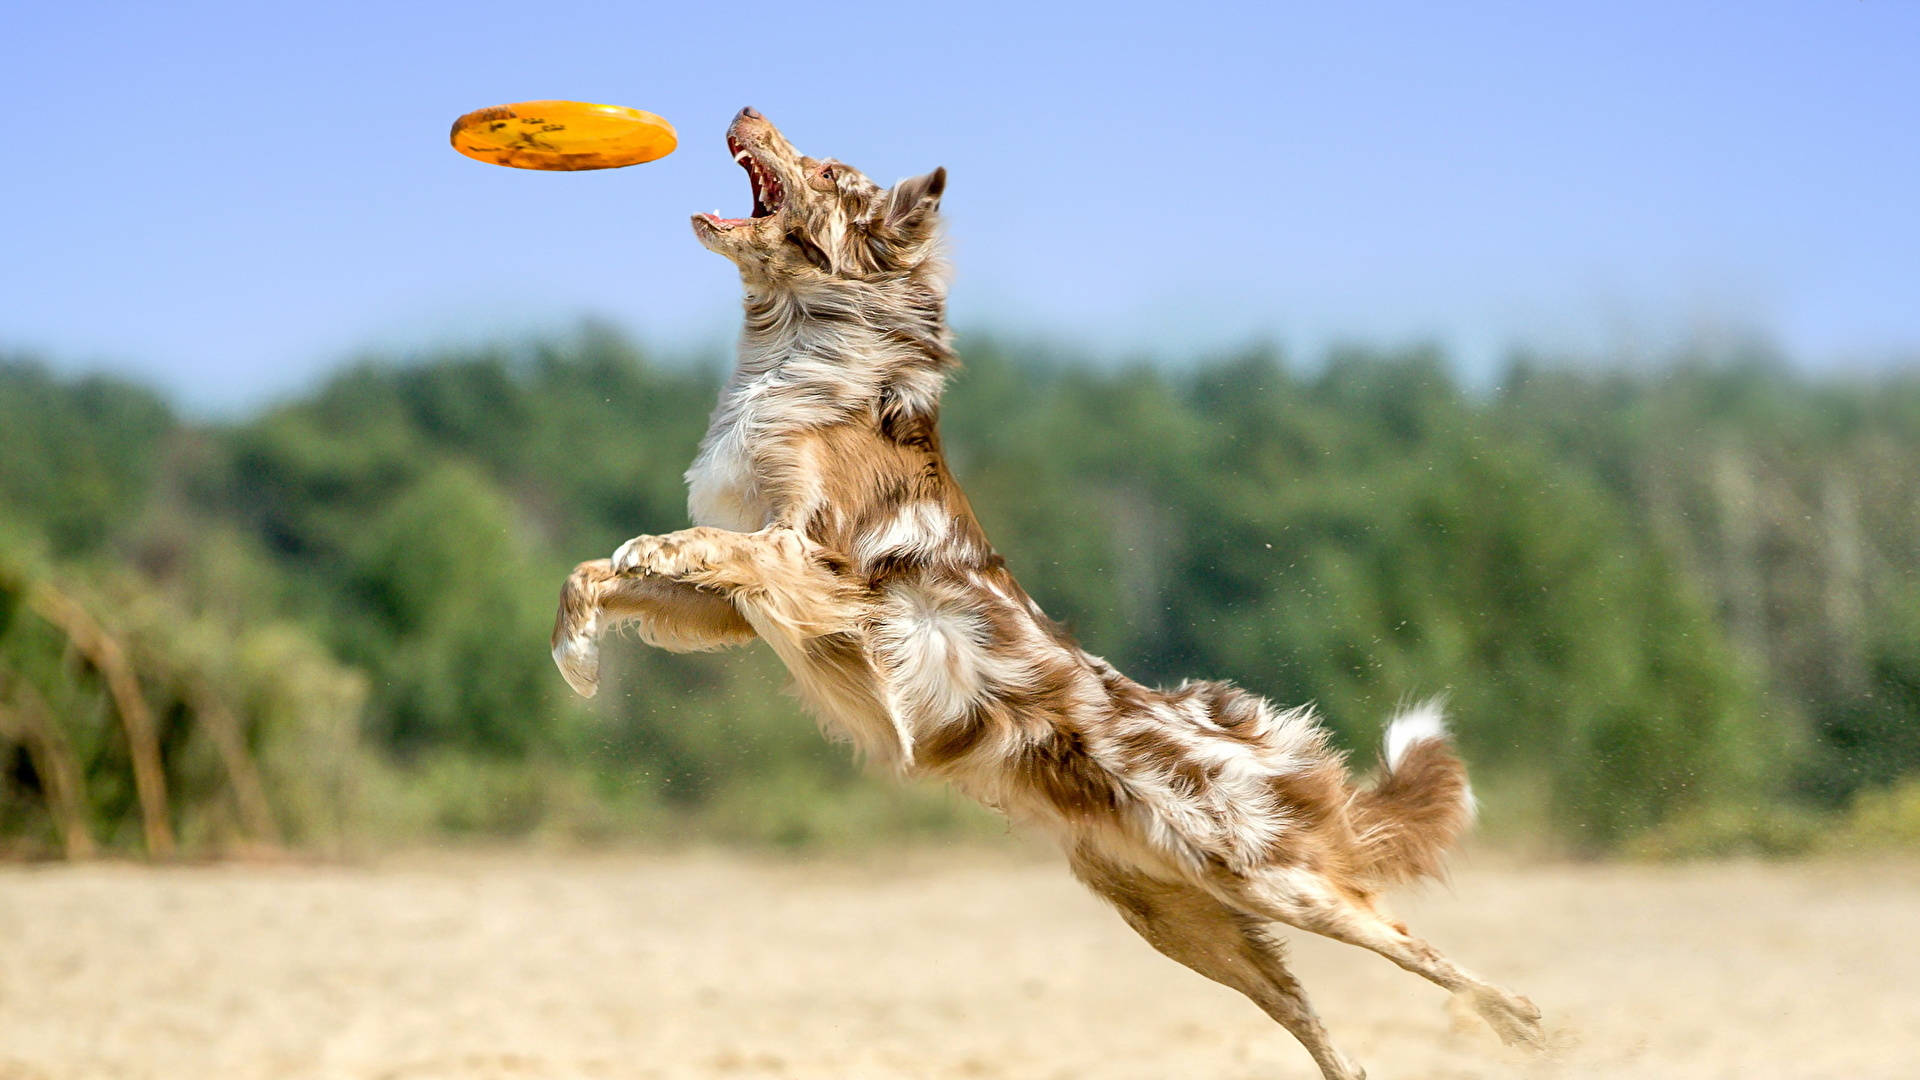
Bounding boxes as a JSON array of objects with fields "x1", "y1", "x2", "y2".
[{"x1": 1, "y1": 848, "x2": 1915, "y2": 1079}]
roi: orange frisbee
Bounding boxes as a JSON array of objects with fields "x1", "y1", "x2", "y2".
[{"x1": 450, "y1": 100, "x2": 677, "y2": 171}]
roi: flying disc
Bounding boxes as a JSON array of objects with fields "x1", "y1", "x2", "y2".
[{"x1": 450, "y1": 100, "x2": 677, "y2": 171}]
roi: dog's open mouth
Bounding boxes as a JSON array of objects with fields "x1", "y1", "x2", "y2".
[
  {"x1": 701, "y1": 136, "x2": 785, "y2": 228},
  {"x1": 733, "y1": 135, "x2": 785, "y2": 217}
]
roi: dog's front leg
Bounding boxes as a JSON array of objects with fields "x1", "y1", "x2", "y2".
[
  {"x1": 612, "y1": 526, "x2": 863, "y2": 640},
  {"x1": 551, "y1": 558, "x2": 758, "y2": 699}
]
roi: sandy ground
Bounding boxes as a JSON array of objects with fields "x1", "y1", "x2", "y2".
[{"x1": 0, "y1": 849, "x2": 1915, "y2": 1080}]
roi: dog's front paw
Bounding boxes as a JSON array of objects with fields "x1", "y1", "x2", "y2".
[
  {"x1": 611, "y1": 534, "x2": 661, "y2": 575},
  {"x1": 613, "y1": 529, "x2": 724, "y2": 579},
  {"x1": 551, "y1": 559, "x2": 611, "y2": 698},
  {"x1": 552, "y1": 629, "x2": 602, "y2": 698},
  {"x1": 613, "y1": 534, "x2": 683, "y2": 577}
]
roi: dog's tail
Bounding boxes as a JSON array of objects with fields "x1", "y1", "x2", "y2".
[{"x1": 1347, "y1": 700, "x2": 1476, "y2": 886}]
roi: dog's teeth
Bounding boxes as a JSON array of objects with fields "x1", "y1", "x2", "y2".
[{"x1": 734, "y1": 151, "x2": 749, "y2": 164}]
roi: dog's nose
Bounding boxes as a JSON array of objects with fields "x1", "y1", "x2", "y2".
[{"x1": 737, "y1": 106, "x2": 763, "y2": 121}]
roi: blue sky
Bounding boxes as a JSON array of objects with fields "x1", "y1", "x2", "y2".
[{"x1": 5, "y1": 1, "x2": 1916, "y2": 410}]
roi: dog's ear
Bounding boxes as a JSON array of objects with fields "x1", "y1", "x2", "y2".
[{"x1": 883, "y1": 167, "x2": 947, "y2": 232}]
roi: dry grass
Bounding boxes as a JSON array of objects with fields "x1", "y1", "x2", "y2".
[{"x1": 1, "y1": 847, "x2": 1915, "y2": 1079}]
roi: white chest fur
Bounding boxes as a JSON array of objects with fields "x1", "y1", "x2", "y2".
[
  {"x1": 684, "y1": 343, "x2": 879, "y2": 532},
  {"x1": 684, "y1": 377, "x2": 775, "y2": 532},
  {"x1": 685, "y1": 434, "x2": 765, "y2": 531}
]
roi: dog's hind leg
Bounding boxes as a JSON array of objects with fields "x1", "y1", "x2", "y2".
[
  {"x1": 1072, "y1": 854, "x2": 1367, "y2": 1080},
  {"x1": 551, "y1": 557, "x2": 757, "y2": 697},
  {"x1": 1224, "y1": 869, "x2": 1545, "y2": 1050}
]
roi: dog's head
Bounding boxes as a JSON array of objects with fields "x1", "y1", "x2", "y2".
[{"x1": 693, "y1": 108, "x2": 946, "y2": 285}]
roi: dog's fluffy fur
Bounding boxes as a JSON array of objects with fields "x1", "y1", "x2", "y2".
[{"x1": 551, "y1": 108, "x2": 1541, "y2": 1078}]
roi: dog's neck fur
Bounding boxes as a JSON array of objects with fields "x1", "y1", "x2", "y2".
[
  {"x1": 736, "y1": 269, "x2": 955, "y2": 404},
  {"x1": 688, "y1": 263, "x2": 958, "y2": 533}
]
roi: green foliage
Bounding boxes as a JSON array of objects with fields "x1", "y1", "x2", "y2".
[
  {"x1": 1498, "y1": 358, "x2": 1920, "y2": 813},
  {"x1": 1830, "y1": 777, "x2": 1920, "y2": 851},
  {"x1": 2, "y1": 334, "x2": 1918, "y2": 856},
  {"x1": 343, "y1": 463, "x2": 557, "y2": 756},
  {"x1": 0, "y1": 358, "x2": 172, "y2": 554},
  {"x1": 0, "y1": 556, "x2": 370, "y2": 857},
  {"x1": 1622, "y1": 802, "x2": 1827, "y2": 860}
]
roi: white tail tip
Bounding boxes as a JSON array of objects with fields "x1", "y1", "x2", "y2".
[{"x1": 1383, "y1": 699, "x2": 1449, "y2": 771}]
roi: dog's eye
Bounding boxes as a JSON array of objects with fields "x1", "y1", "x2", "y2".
[{"x1": 820, "y1": 164, "x2": 836, "y2": 182}]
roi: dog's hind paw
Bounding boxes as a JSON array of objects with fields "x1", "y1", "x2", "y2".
[{"x1": 1461, "y1": 987, "x2": 1545, "y2": 1050}]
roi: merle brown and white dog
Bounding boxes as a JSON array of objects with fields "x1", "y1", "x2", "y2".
[{"x1": 551, "y1": 107, "x2": 1542, "y2": 1079}]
